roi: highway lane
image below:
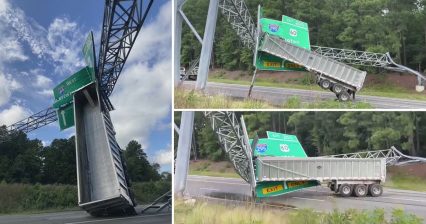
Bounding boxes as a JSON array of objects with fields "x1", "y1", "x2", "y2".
[
  {"x1": 186, "y1": 175, "x2": 426, "y2": 220},
  {"x1": 182, "y1": 81, "x2": 426, "y2": 109},
  {"x1": 0, "y1": 206, "x2": 171, "y2": 224}
]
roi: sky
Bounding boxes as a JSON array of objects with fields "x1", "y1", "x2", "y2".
[{"x1": 0, "y1": 0, "x2": 172, "y2": 172}]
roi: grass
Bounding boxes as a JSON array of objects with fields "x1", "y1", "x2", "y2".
[
  {"x1": 175, "y1": 199, "x2": 423, "y2": 224},
  {"x1": 283, "y1": 96, "x2": 372, "y2": 109},
  {"x1": 189, "y1": 160, "x2": 240, "y2": 178},
  {"x1": 385, "y1": 174, "x2": 426, "y2": 192},
  {"x1": 174, "y1": 88, "x2": 274, "y2": 109},
  {"x1": 175, "y1": 88, "x2": 372, "y2": 109},
  {"x1": 209, "y1": 77, "x2": 426, "y2": 101},
  {"x1": 0, "y1": 181, "x2": 171, "y2": 214}
]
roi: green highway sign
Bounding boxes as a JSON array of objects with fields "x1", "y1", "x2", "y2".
[
  {"x1": 251, "y1": 131, "x2": 308, "y2": 157},
  {"x1": 281, "y1": 15, "x2": 310, "y2": 50},
  {"x1": 255, "y1": 52, "x2": 305, "y2": 71},
  {"x1": 57, "y1": 104, "x2": 75, "y2": 130},
  {"x1": 256, "y1": 12, "x2": 310, "y2": 71},
  {"x1": 82, "y1": 31, "x2": 96, "y2": 80},
  {"x1": 255, "y1": 180, "x2": 319, "y2": 198},
  {"x1": 53, "y1": 66, "x2": 94, "y2": 109}
]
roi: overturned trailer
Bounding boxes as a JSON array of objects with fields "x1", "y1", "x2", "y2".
[
  {"x1": 256, "y1": 156, "x2": 386, "y2": 197},
  {"x1": 74, "y1": 84, "x2": 136, "y2": 216}
]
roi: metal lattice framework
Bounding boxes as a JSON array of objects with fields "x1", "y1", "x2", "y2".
[
  {"x1": 311, "y1": 46, "x2": 391, "y2": 68},
  {"x1": 98, "y1": 0, "x2": 154, "y2": 97},
  {"x1": 0, "y1": 0, "x2": 154, "y2": 140},
  {"x1": 219, "y1": 0, "x2": 256, "y2": 50},
  {"x1": 324, "y1": 146, "x2": 426, "y2": 166},
  {"x1": 0, "y1": 107, "x2": 57, "y2": 143},
  {"x1": 204, "y1": 112, "x2": 254, "y2": 184}
]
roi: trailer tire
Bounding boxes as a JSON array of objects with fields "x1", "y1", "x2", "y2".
[
  {"x1": 339, "y1": 184, "x2": 352, "y2": 197},
  {"x1": 332, "y1": 84, "x2": 344, "y2": 94},
  {"x1": 319, "y1": 79, "x2": 331, "y2": 89},
  {"x1": 368, "y1": 184, "x2": 383, "y2": 197},
  {"x1": 354, "y1": 184, "x2": 367, "y2": 197},
  {"x1": 338, "y1": 91, "x2": 351, "y2": 102}
]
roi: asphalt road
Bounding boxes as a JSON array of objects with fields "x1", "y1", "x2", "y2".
[
  {"x1": 182, "y1": 81, "x2": 426, "y2": 109},
  {"x1": 186, "y1": 175, "x2": 426, "y2": 221},
  {"x1": 0, "y1": 206, "x2": 171, "y2": 224}
]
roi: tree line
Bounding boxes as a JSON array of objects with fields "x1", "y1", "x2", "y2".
[
  {"x1": 0, "y1": 126, "x2": 169, "y2": 185},
  {"x1": 175, "y1": 112, "x2": 426, "y2": 161},
  {"x1": 181, "y1": 0, "x2": 426, "y2": 73}
]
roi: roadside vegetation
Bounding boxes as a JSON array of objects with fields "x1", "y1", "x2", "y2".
[
  {"x1": 175, "y1": 199, "x2": 423, "y2": 224},
  {"x1": 175, "y1": 88, "x2": 372, "y2": 109},
  {"x1": 0, "y1": 128, "x2": 171, "y2": 214},
  {"x1": 174, "y1": 88, "x2": 274, "y2": 109}
]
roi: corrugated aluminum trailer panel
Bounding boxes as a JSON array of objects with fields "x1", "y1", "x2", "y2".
[
  {"x1": 257, "y1": 157, "x2": 386, "y2": 183},
  {"x1": 74, "y1": 86, "x2": 135, "y2": 216},
  {"x1": 259, "y1": 34, "x2": 367, "y2": 91}
]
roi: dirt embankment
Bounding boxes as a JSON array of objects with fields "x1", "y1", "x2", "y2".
[
  {"x1": 388, "y1": 163, "x2": 426, "y2": 179},
  {"x1": 210, "y1": 69, "x2": 424, "y2": 93}
]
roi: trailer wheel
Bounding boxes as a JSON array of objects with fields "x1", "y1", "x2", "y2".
[
  {"x1": 320, "y1": 79, "x2": 331, "y2": 89},
  {"x1": 332, "y1": 84, "x2": 344, "y2": 94},
  {"x1": 338, "y1": 91, "x2": 351, "y2": 102},
  {"x1": 368, "y1": 184, "x2": 383, "y2": 197},
  {"x1": 354, "y1": 184, "x2": 367, "y2": 197},
  {"x1": 339, "y1": 184, "x2": 352, "y2": 197}
]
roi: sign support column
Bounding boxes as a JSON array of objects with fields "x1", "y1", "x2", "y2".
[
  {"x1": 174, "y1": 0, "x2": 185, "y2": 87},
  {"x1": 195, "y1": 0, "x2": 219, "y2": 90},
  {"x1": 174, "y1": 111, "x2": 195, "y2": 197}
]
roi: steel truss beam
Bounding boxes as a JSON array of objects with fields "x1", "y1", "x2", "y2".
[
  {"x1": 218, "y1": 0, "x2": 256, "y2": 50},
  {"x1": 0, "y1": 107, "x2": 57, "y2": 143},
  {"x1": 98, "y1": 0, "x2": 154, "y2": 98},
  {"x1": 204, "y1": 112, "x2": 254, "y2": 184},
  {"x1": 323, "y1": 146, "x2": 426, "y2": 166},
  {"x1": 311, "y1": 46, "x2": 390, "y2": 68}
]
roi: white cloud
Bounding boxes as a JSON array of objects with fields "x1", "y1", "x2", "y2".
[
  {"x1": 153, "y1": 144, "x2": 172, "y2": 166},
  {"x1": 127, "y1": 0, "x2": 172, "y2": 64},
  {"x1": 0, "y1": 0, "x2": 48, "y2": 58},
  {"x1": 0, "y1": 73, "x2": 22, "y2": 106},
  {"x1": 47, "y1": 17, "x2": 85, "y2": 76},
  {"x1": 37, "y1": 89, "x2": 53, "y2": 97},
  {"x1": 0, "y1": 37, "x2": 28, "y2": 62},
  {"x1": 0, "y1": 104, "x2": 31, "y2": 126},
  {"x1": 34, "y1": 74, "x2": 53, "y2": 88},
  {"x1": 110, "y1": 1, "x2": 171, "y2": 147}
]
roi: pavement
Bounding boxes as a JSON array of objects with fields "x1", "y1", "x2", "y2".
[
  {"x1": 0, "y1": 206, "x2": 171, "y2": 224},
  {"x1": 186, "y1": 175, "x2": 426, "y2": 221},
  {"x1": 182, "y1": 81, "x2": 426, "y2": 109}
]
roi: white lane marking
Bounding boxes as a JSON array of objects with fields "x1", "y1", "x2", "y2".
[
  {"x1": 380, "y1": 197, "x2": 426, "y2": 203},
  {"x1": 292, "y1": 197, "x2": 325, "y2": 202},
  {"x1": 199, "y1": 196, "x2": 299, "y2": 210},
  {"x1": 200, "y1": 188, "x2": 220, "y2": 191},
  {"x1": 64, "y1": 213, "x2": 171, "y2": 224}
]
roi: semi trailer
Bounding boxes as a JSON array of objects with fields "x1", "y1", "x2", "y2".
[
  {"x1": 251, "y1": 131, "x2": 385, "y2": 198},
  {"x1": 74, "y1": 84, "x2": 136, "y2": 216}
]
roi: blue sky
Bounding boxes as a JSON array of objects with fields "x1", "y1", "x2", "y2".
[{"x1": 0, "y1": 0, "x2": 172, "y2": 172}]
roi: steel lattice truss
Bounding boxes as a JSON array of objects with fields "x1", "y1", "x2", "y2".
[
  {"x1": 311, "y1": 46, "x2": 391, "y2": 68},
  {"x1": 204, "y1": 112, "x2": 254, "y2": 184},
  {"x1": 0, "y1": 107, "x2": 57, "y2": 143},
  {"x1": 219, "y1": 0, "x2": 256, "y2": 50},
  {"x1": 323, "y1": 146, "x2": 426, "y2": 166},
  {"x1": 98, "y1": 0, "x2": 154, "y2": 97}
]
